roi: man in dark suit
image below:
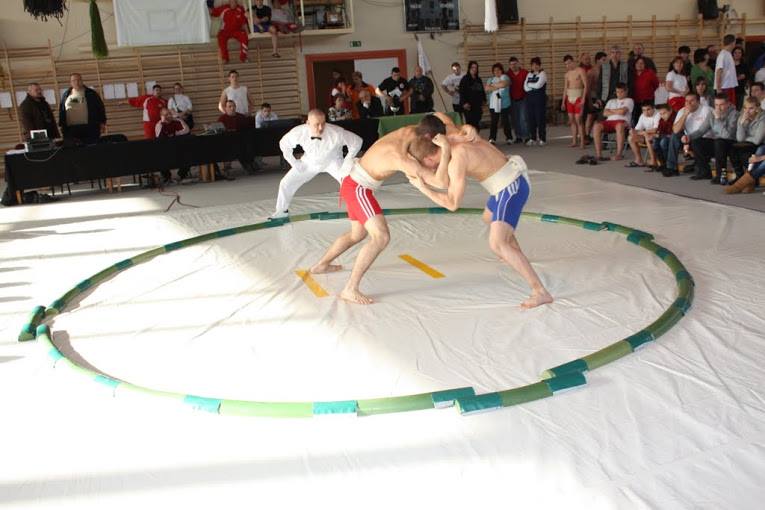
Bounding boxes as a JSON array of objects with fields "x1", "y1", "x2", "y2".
[{"x1": 356, "y1": 89, "x2": 384, "y2": 119}]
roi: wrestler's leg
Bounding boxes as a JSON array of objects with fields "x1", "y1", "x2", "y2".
[
  {"x1": 340, "y1": 214, "x2": 390, "y2": 305},
  {"x1": 489, "y1": 221, "x2": 553, "y2": 309},
  {"x1": 310, "y1": 220, "x2": 367, "y2": 274}
]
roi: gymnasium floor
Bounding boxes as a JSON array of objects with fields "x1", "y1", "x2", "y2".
[{"x1": 1, "y1": 127, "x2": 764, "y2": 509}]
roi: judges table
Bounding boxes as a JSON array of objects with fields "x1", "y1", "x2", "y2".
[{"x1": 4, "y1": 113, "x2": 458, "y2": 200}]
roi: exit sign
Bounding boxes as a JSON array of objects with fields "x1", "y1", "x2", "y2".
[{"x1": 350, "y1": 40, "x2": 362, "y2": 47}]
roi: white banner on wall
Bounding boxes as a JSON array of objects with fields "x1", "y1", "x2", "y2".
[{"x1": 114, "y1": 0, "x2": 211, "y2": 47}]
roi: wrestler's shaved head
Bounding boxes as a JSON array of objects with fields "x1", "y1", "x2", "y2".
[
  {"x1": 306, "y1": 109, "x2": 326, "y2": 136},
  {"x1": 415, "y1": 114, "x2": 446, "y2": 138},
  {"x1": 409, "y1": 135, "x2": 440, "y2": 168}
]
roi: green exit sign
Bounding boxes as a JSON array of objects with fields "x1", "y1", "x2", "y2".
[{"x1": 350, "y1": 40, "x2": 362, "y2": 48}]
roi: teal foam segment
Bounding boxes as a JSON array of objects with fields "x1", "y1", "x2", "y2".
[
  {"x1": 317, "y1": 212, "x2": 345, "y2": 220},
  {"x1": 47, "y1": 347, "x2": 64, "y2": 362},
  {"x1": 547, "y1": 358, "x2": 588, "y2": 377},
  {"x1": 676, "y1": 270, "x2": 692, "y2": 282},
  {"x1": 654, "y1": 247, "x2": 670, "y2": 260},
  {"x1": 541, "y1": 214, "x2": 560, "y2": 223},
  {"x1": 308, "y1": 211, "x2": 329, "y2": 219},
  {"x1": 431, "y1": 387, "x2": 476, "y2": 408},
  {"x1": 49, "y1": 299, "x2": 65, "y2": 311},
  {"x1": 625, "y1": 330, "x2": 655, "y2": 350},
  {"x1": 266, "y1": 217, "x2": 290, "y2": 226},
  {"x1": 94, "y1": 375, "x2": 121, "y2": 389},
  {"x1": 164, "y1": 241, "x2": 184, "y2": 252},
  {"x1": 19, "y1": 324, "x2": 35, "y2": 341},
  {"x1": 672, "y1": 297, "x2": 692, "y2": 314},
  {"x1": 428, "y1": 207, "x2": 449, "y2": 214},
  {"x1": 115, "y1": 259, "x2": 134, "y2": 270},
  {"x1": 215, "y1": 228, "x2": 238, "y2": 238},
  {"x1": 582, "y1": 221, "x2": 605, "y2": 231},
  {"x1": 602, "y1": 221, "x2": 618, "y2": 231},
  {"x1": 627, "y1": 230, "x2": 654, "y2": 244},
  {"x1": 184, "y1": 395, "x2": 222, "y2": 413},
  {"x1": 545, "y1": 372, "x2": 587, "y2": 393},
  {"x1": 76, "y1": 279, "x2": 93, "y2": 291},
  {"x1": 456, "y1": 393, "x2": 502, "y2": 415},
  {"x1": 312, "y1": 400, "x2": 358, "y2": 415}
]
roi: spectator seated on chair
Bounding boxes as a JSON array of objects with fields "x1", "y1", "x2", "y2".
[
  {"x1": 660, "y1": 92, "x2": 712, "y2": 177},
  {"x1": 356, "y1": 89, "x2": 384, "y2": 119},
  {"x1": 627, "y1": 101, "x2": 660, "y2": 168},
  {"x1": 648, "y1": 104, "x2": 676, "y2": 172},
  {"x1": 255, "y1": 102, "x2": 278, "y2": 128},
  {"x1": 593, "y1": 82, "x2": 633, "y2": 161},
  {"x1": 210, "y1": 0, "x2": 250, "y2": 64},
  {"x1": 694, "y1": 76, "x2": 712, "y2": 107},
  {"x1": 732, "y1": 96, "x2": 765, "y2": 179},
  {"x1": 707, "y1": 93, "x2": 739, "y2": 184},
  {"x1": 155, "y1": 107, "x2": 190, "y2": 184},
  {"x1": 327, "y1": 95, "x2": 352, "y2": 121},
  {"x1": 688, "y1": 93, "x2": 737, "y2": 181},
  {"x1": 725, "y1": 143, "x2": 765, "y2": 193},
  {"x1": 217, "y1": 99, "x2": 255, "y2": 177},
  {"x1": 749, "y1": 82, "x2": 765, "y2": 110}
]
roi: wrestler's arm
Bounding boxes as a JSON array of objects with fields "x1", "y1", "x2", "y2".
[
  {"x1": 433, "y1": 111, "x2": 477, "y2": 143},
  {"x1": 410, "y1": 152, "x2": 467, "y2": 211}
]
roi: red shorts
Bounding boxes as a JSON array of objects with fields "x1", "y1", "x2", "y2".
[
  {"x1": 340, "y1": 175, "x2": 382, "y2": 225},
  {"x1": 565, "y1": 96, "x2": 583, "y2": 115},
  {"x1": 601, "y1": 120, "x2": 626, "y2": 133},
  {"x1": 668, "y1": 96, "x2": 685, "y2": 112},
  {"x1": 722, "y1": 87, "x2": 736, "y2": 105}
]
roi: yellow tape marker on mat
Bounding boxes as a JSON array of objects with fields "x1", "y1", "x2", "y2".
[
  {"x1": 295, "y1": 270, "x2": 329, "y2": 298},
  {"x1": 399, "y1": 254, "x2": 445, "y2": 279}
]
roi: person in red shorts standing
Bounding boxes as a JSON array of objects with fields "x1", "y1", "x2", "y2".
[
  {"x1": 210, "y1": 0, "x2": 250, "y2": 64},
  {"x1": 127, "y1": 84, "x2": 167, "y2": 139}
]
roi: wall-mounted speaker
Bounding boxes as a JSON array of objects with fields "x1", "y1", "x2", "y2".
[{"x1": 497, "y1": 0, "x2": 519, "y2": 24}]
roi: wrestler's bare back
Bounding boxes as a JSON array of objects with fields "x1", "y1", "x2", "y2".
[
  {"x1": 447, "y1": 137, "x2": 509, "y2": 182},
  {"x1": 357, "y1": 126, "x2": 421, "y2": 181}
]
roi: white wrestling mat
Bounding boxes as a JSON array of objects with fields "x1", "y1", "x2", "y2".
[{"x1": 1, "y1": 170, "x2": 764, "y2": 509}]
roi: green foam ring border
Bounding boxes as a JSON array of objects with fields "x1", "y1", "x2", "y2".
[{"x1": 21, "y1": 209, "x2": 693, "y2": 418}]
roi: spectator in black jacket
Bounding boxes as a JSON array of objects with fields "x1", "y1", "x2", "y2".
[
  {"x1": 408, "y1": 65, "x2": 434, "y2": 113},
  {"x1": 19, "y1": 83, "x2": 60, "y2": 140},
  {"x1": 59, "y1": 73, "x2": 106, "y2": 144},
  {"x1": 356, "y1": 89, "x2": 384, "y2": 119},
  {"x1": 459, "y1": 60, "x2": 485, "y2": 129}
]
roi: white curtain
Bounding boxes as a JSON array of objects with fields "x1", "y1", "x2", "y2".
[
  {"x1": 114, "y1": 0, "x2": 211, "y2": 47},
  {"x1": 485, "y1": 0, "x2": 498, "y2": 33}
]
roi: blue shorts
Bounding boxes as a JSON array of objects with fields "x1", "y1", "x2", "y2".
[
  {"x1": 253, "y1": 22, "x2": 271, "y2": 32},
  {"x1": 486, "y1": 175, "x2": 529, "y2": 229}
]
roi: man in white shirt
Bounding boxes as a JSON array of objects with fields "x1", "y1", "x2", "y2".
[
  {"x1": 255, "y1": 102, "x2": 278, "y2": 128},
  {"x1": 218, "y1": 69, "x2": 253, "y2": 115},
  {"x1": 441, "y1": 62, "x2": 465, "y2": 118},
  {"x1": 715, "y1": 34, "x2": 738, "y2": 105},
  {"x1": 661, "y1": 92, "x2": 713, "y2": 177},
  {"x1": 270, "y1": 109, "x2": 363, "y2": 219},
  {"x1": 627, "y1": 101, "x2": 660, "y2": 167},
  {"x1": 168, "y1": 82, "x2": 194, "y2": 130},
  {"x1": 593, "y1": 82, "x2": 634, "y2": 161}
]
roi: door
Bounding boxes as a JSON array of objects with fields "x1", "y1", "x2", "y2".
[{"x1": 313, "y1": 60, "x2": 355, "y2": 113}]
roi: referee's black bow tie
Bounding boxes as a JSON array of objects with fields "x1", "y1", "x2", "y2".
[{"x1": 311, "y1": 136, "x2": 322, "y2": 140}]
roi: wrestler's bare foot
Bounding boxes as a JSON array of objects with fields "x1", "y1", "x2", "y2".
[
  {"x1": 310, "y1": 263, "x2": 343, "y2": 274},
  {"x1": 340, "y1": 287, "x2": 374, "y2": 305},
  {"x1": 520, "y1": 290, "x2": 554, "y2": 309}
]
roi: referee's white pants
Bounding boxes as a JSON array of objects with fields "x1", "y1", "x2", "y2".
[{"x1": 274, "y1": 160, "x2": 345, "y2": 214}]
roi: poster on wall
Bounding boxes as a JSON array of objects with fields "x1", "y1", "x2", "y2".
[
  {"x1": 404, "y1": 0, "x2": 459, "y2": 32},
  {"x1": 113, "y1": 0, "x2": 210, "y2": 47}
]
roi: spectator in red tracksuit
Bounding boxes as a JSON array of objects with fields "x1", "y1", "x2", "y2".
[
  {"x1": 210, "y1": 0, "x2": 250, "y2": 64},
  {"x1": 127, "y1": 84, "x2": 167, "y2": 139}
]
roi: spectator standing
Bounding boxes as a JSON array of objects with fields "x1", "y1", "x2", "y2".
[
  {"x1": 348, "y1": 71, "x2": 376, "y2": 119},
  {"x1": 127, "y1": 84, "x2": 167, "y2": 140},
  {"x1": 715, "y1": 34, "x2": 739, "y2": 105},
  {"x1": 507, "y1": 56, "x2": 529, "y2": 143},
  {"x1": 677, "y1": 45, "x2": 693, "y2": 78},
  {"x1": 585, "y1": 51, "x2": 607, "y2": 142},
  {"x1": 356, "y1": 89, "x2": 384, "y2": 119},
  {"x1": 707, "y1": 93, "x2": 738, "y2": 184},
  {"x1": 733, "y1": 46, "x2": 749, "y2": 110},
  {"x1": 218, "y1": 69, "x2": 252, "y2": 115},
  {"x1": 661, "y1": 92, "x2": 712, "y2": 177},
  {"x1": 598, "y1": 45, "x2": 630, "y2": 103},
  {"x1": 524, "y1": 57, "x2": 548, "y2": 146},
  {"x1": 328, "y1": 95, "x2": 352, "y2": 121},
  {"x1": 579, "y1": 53, "x2": 593, "y2": 72},
  {"x1": 441, "y1": 62, "x2": 465, "y2": 117},
  {"x1": 665, "y1": 57, "x2": 689, "y2": 112},
  {"x1": 707, "y1": 44, "x2": 719, "y2": 68},
  {"x1": 754, "y1": 63, "x2": 765, "y2": 86},
  {"x1": 330, "y1": 78, "x2": 352, "y2": 110},
  {"x1": 562, "y1": 54, "x2": 588, "y2": 148},
  {"x1": 592, "y1": 83, "x2": 633, "y2": 161},
  {"x1": 484, "y1": 63, "x2": 511, "y2": 145},
  {"x1": 631, "y1": 57, "x2": 659, "y2": 126},
  {"x1": 19, "y1": 83, "x2": 60, "y2": 140},
  {"x1": 376, "y1": 67, "x2": 411, "y2": 115},
  {"x1": 733, "y1": 96, "x2": 765, "y2": 178},
  {"x1": 628, "y1": 43, "x2": 657, "y2": 73},
  {"x1": 154, "y1": 107, "x2": 190, "y2": 184},
  {"x1": 626, "y1": 102, "x2": 660, "y2": 167},
  {"x1": 254, "y1": 102, "x2": 278, "y2": 128},
  {"x1": 210, "y1": 0, "x2": 250, "y2": 64},
  {"x1": 168, "y1": 82, "x2": 194, "y2": 130},
  {"x1": 59, "y1": 73, "x2": 106, "y2": 144},
  {"x1": 252, "y1": 0, "x2": 280, "y2": 57},
  {"x1": 690, "y1": 49, "x2": 714, "y2": 98},
  {"x1": 458, "y1": 60, "x2": 485, "y2": 130},
  {"x1": 408, "y1": 65, "x2": 435, "y2": 113}
]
